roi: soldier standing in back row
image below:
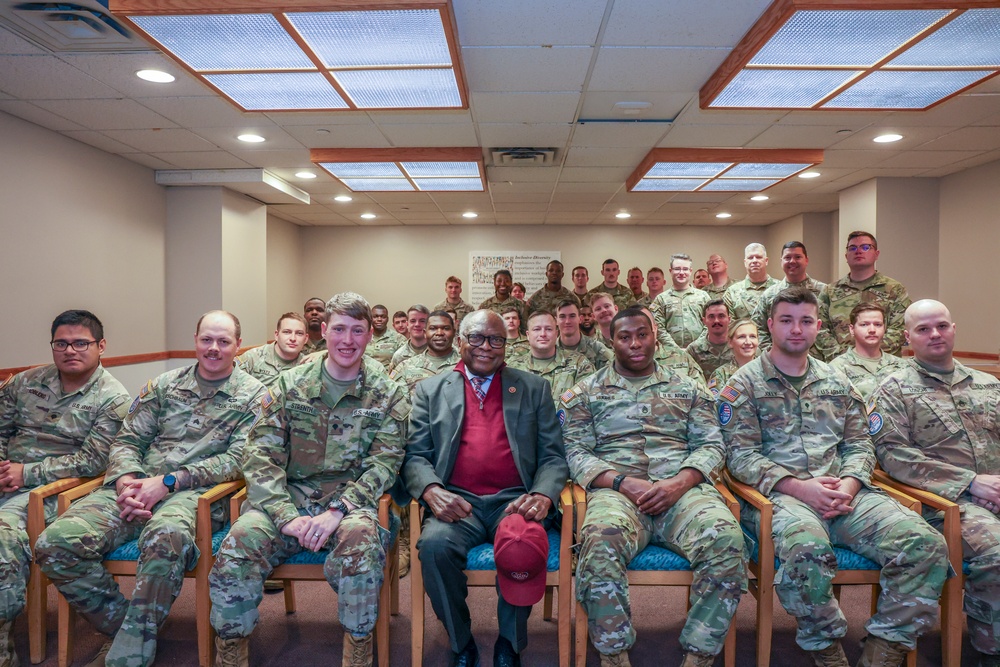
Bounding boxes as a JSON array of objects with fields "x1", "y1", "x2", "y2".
[{"x1": 652, "y1": 253, "x2": 710, "y2": 349}]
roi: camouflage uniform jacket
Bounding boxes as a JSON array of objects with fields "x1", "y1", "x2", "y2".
[
  {"x1": 0, "y1": 364, "x2": 129, "y2": 487},
  {"x1": 828, "y1": 348, "x2": 908, "y2": 400},
  {"x1": 817, "y1": 271, "x2": 911, "y2": 360},
  {"x1": 236, "y1": 343, "x2": 302, "y2": 388},
  {"x1": 432, "y1": 298, "x2": 475, "y2": 325},
  {"x1": 686, "y1": 332, "x2": 735, "y2": 380},
  {"x1": 244, "y1": 355, "x2": 410, "y2": 528},
  {"x1": 478, "y1": 295, "x2": 526, "y2": 325},
  {"x1": 871, "y1": 359, "x2": 1000, "y2": 502},
  {"x1": 527, "y1": 286, "x2": 579, "y2": 316},
  {"x1": 703, "y1": 277, "x2": 737, "y2": 298},
  {"x1": 388, "y1": 340, "x2": 427, "y2": 374},
  {"x1": 654, "y1": 342, "x2": 707, "y2": 388},
  {"x1": 651, "y1": 287, "x2": 710, "y2": 348},
  {"x1": 389, "y1": 349, "x2": 460, "y2": 390},
  {"x1": 367, "y1": 329, "x2": 406, "y2": 369},
  {"x1": 720, "y1": 352, "x2": 874, "y2": 496},
  {"x1": 105, "y1": 364, "x2": 269, "y2": 489},
  {"x1": 506, "y1": 347, "x2": 596, "y2": 408},
  {"x1": 751, "y1": 276, "x2": 827, "y2": 350},
  {"x1": 301, "y1": 337, "x2": 327, "y2": 356},
  {"x1": 561, "y1": 362, "x2": 724, "y2": 490},
  {"x1": 723, "y1": 275, "x2": 778, "y2": 320},
  {"x1": 634, "y1": 292, "x2": 655, "y2": 308},
  {"x1": 708, "y1": 362, "x2": 739, "y2": 397},
  {"x1": 587, "y1": 283, "x2": 636, "y2": 312},
  {"x1": 559, "y1": 335, "x2": 613, "y2": 371}
]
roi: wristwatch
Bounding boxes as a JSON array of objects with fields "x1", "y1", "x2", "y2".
[
  {"x1": 163, "y1": 473, "x2": 177, "y2": 493},
  {"x1": 329, "y1": 499, "x2": 350, "y2": 516},
  {"x1": 612, "y1": 474, "x2": 627, "y2": 493}
]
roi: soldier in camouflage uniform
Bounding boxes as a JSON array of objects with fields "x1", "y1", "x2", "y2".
[
  {"x1": 720, "y1": 288, "x2": 948, "y2": 667},
  {"x1": 587, "y1": 259, "x2": 637, "y2": 312},
  {"x1": 685, "y1": 300, "x2": 735, "y2": 380},
  {"x1": 635, "y1": 306, "x2": 706, "y2": 388},
  {"x1": 478, "y1": 269, "x2": 527, "y2": 327},
  {"x1": 562, "y1": 307, "x2": 746, "y2": 667},
  {"x1": 817, "y1": 232, "x2": 911, "y2": 361},
  {"x1": 625, "y1": 267, "x2": 648, "y2": 306},
  {"x1": 528, "y1": 260, "x2": 580, "y2": 316},
  {"x1": 640, "y1": 267, "x2": 667, "y2": 308},
  {"x1": 872, "y1": 299, "x2": 1000, "y2": 665},
  {"x1": 390, "y1": 311, "x2": 460, "y2": 391},
  {"x1": 751, "y1": 242, "x2": 826, "y2": 351},
  {"x1": 828, "y1": 304, "x2": 907, "y2": 399},
  {"x1": 557, "y1": 300, "x2": 614, "y2": 372},
  {"x1": 501, "y1": 306, "x2": 528, "y2": 351},
  {"x1": 35, "y1": 311, "x2": 269, "y2": 667},
  {"x1": 507, "y1": 310, "x2": 595, "y2": 409},
  {"x1": 652, "y1": 253, "x2": 710, "y2": 348},
  {"x1": 433, "y1": 276, "x2": 475, "y2": 326},
  {"x1": 723, "y1": 243, "x2": 777, "y2": 320},
  {"x1": 210, "y1": 294, "x2": 409, "y2": 667},
  {"x1": 0, "y1": 310, "x2": 129, "y2": 666},
  {"x1": 708, "y1": 319, "x2": 759, "y2": 397},
  {"x1": 235, "y1": 312, "x2": 307, "y2": 388},
  {"x1": 301, "y1": 298, "x2": 328, "y2": 355},
  {"x1": 388, "y1": 305, "x2": 430, "y2": 373},
  {"x1": 366, "y1": 305, "x2": 406, "y2": 370},
  {"x1": 703, "y1": 254, "x2": 737, "y2": 298},
  {"x1": 571, "y1": 265, "x2": 592, "y2": 306}
]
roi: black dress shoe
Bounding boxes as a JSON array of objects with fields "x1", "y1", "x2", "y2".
[
  {"x1": 451, "y1": 637, "x2": 480, "y2": 667},
  {"x1": 493, "y1": 636, "x2": 521, "y2": 667}
]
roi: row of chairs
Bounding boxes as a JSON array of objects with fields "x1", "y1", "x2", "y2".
[{"x1": 24, "y1": 473, "x2": 966, "y2": 667}]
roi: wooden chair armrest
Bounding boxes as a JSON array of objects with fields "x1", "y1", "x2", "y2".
[
  {"x1": 195, "y1": 481, "x2": 246, "y2": 560},
  {"x1": 722, "y1": 470, "x2": 773, "y2": 571},
  {"x1": 571, "y1": 484, "x2": 587, "y2": 535},
  {"x1": 378, "y1": 493, "x2": 391, "y2": 530},
  {"x1": 722, "y1": 470, "x2": 771, "y2": 513},
  {"x1": 871, "y1": 479, "x2": 921, "y2": 513},
  {"x1": 28, "y1": 477, "x2": 97, "y2": 546},
  {"x1": 559, "y1": 482, "x2": 573, "y2": 513},
  {"x1": 713, "y1": 480, "x2": 740, "y2": 519},
  {"x1": 871, "y1": 469, "x2": 959, "y2": 512},
  {"x1": 409, "y1": 499, "x2": 422, "y2": 543},
  {"x1": 56, "y1": 476, "x2": 107, "y2": 514},
  {"x1": 229, "y1": 487, "x2": 248, "y2": 522}
]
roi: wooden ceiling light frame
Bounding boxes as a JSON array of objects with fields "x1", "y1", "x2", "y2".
[
  {"x1": 700, "y1": 0, "x2": 1000, "y2": 111},
  {"x1": 311, "y1": 147, "x2": 486, "y2": 192},
  {"x1": 110, "y1": 0, "x2": 469, "y2": 112},
  {"x1": 626, "y1": 148, "x2": 824, "y2": 193}
]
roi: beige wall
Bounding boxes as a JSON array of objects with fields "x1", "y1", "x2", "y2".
[
  {"x1": 265, "y1": 215, "x2": 304, "y2": 335},
  {"x1": 221, "y1": 190, "x2": 267, "y2": 345},
  {"x1": 297, "y1": 224, "x2": 774, "y2": 313},
  {"x1": 0, "y1": 111, "x2": 167, "y2": 368}
]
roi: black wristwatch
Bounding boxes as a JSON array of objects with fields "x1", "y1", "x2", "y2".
[
  {"x1": 163, "y1": 473, "x2": 177, "y2": 494},
  {"x1": 330, "y1": 499, "x2": 350, "y2": 515},
  {"x1": 612, "y1": 474, "x2": 626, "y2": 493}
]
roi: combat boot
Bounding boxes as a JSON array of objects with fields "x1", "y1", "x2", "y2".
[
  {"x1": 82, "y1": 640, "x2": 113, "y2": 667},
  {"x1": 398, "y1": 533, "x2": 411, "y2": 578},
  {"x1": 599, "y1": 651, "x2": 631, "y2": 667},
  {"x1": 856, "y1": 636, "x2": 908, "y2": 667},
  {"x1": 811, "y1": 640, "x2": 849, "y2": 667},
  {"x1": 679, "y1": 650, "x2": 715, "y2": 667},
  {"x1": 343, "y1": 632, "x2": 373, "y2": 667},
  {"x1": 0, "y1": 619, "x2": 19, "y2": 667},
  {"x1": 214, "y1": 636, "x2": 248, "y2": 667}
]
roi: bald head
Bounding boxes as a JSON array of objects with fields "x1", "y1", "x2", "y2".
[
  {"x1": 904, "y1": 299, "x2": 956, "y2": 368},
  {"x1": 904, "y1": 299, "x2": 951, "y2": 330}
]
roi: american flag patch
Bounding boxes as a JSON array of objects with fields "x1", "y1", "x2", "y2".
[
  {"x1": 560, "y1": 388, "x2": 576, "y2": 403},
  {"x1": 719, "y1": 385, "x2": 741, "y2": 402},
  {"x1": 138, "y1": 379, "x2": 154, "y2": 398},
  {"x1": 261, "y1": 390, "x2": 274, "y2": 411}
]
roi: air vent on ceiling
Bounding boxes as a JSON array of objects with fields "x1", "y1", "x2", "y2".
[
  {"x1": 1, "y1": 0, "x2": 148, "y2": 52},
  {"x1": 490, "y1": 148, "x2": 558, "y2": 167}
]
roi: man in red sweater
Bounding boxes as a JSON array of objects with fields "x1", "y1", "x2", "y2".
[{"x1": 403, "y1": 310, "x2": 568, "y2": 667}]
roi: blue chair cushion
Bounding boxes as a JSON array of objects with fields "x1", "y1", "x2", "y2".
[
  {"x1": 465, "y1": 529, "x2": 561, "y2": 572},
  {"x1": 274, "y1": 510, "x2": 401, "y2": 566},
  {"x1": 105, "y1": 524, "x2": 231, "y2": 561},
  {"x1": 742, "y1": 526, "x2": 879, "y2": 571},
  {"x1": 628, "y1": 545, "x2": 692, "y2": 571}
]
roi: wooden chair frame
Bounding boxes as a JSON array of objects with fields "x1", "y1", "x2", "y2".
[
  {"x1": 872, "y1": 468, "x2": 963, "y2": 667},
  {"x1": 409, "y1": 485, "x2": 574, "y2": 667},
  {"x1": 724, "y1": 471, "x2": 920, "y2": 667},
  {"x1": 26, "y1": 477, "x2": 96, "y2": 664},
  {"x1": 571, "y1": 482, "x2": 738, "y2": 667},
  {"x1": 54, "y1": 477, "x2": 243, "y2": 667},
  {"x1": 224, "y1": 488, "x2": 398, "y2": 667}
]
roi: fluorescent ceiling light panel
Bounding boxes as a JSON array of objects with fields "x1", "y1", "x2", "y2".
[
  {"x1": 113, "y1": 0, "x2": 468, "y2": 112},
  {"x1": 312, "y1": 147, "x2": 486, "y2": 193},
  {"x1": 701, "y1": 1, "x2": 1000, "y2": 111},
  {"x1": 627, "y1": 148, "x2": 822, "y2": 193}
]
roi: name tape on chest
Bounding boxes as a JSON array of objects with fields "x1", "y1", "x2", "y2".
[{"x1": 353, "y1": 408, "x2": 384, "y2": 420}]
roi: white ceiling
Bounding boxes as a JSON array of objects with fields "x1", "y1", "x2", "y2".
[{"x1": 2, "y1": 0, "x2": 1000, "y2": 227}]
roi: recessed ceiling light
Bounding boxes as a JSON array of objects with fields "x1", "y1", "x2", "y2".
[
  {"x1": 237, "y1": 134, "x2": 265, "y2": 143},
  {"x1": 798, "y1": 171, "x2": 821, "y2": 179},
  {"x1": 462, "y1": 212, "x2": 478, "y2": 218},
  {"x1": 716, "y1": 212, "x2": 732, "y2": 219},
  {"x1": 360, "y1": 213, "x2": 377, "y2": 219},
  {"x1": 750, "y1": 195, "x2": 769, "y2": 201},
  {"x1": 873, "y1": 133, "x2": 904, "y2": 143},
  {"x1": 295, "y1": 171, "x2": 317, "y2": 179},
  {"x1": 615, "y1": 212, "x2": 631, "y2": 219},
  {"x1": 334, "y1": 195, "x2": 353, "y2": 202},
  {"x1": 136, "y1": 69, "x2": 174, "y2": 83}
]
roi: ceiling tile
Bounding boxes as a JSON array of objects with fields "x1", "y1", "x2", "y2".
[
  {"x1": 489, "y1": 191, "x2": 551, "y2": 203},
  {"x1": 588, "y1": 47, "x2": 729, "y2": 93},
  {"x1": 454, "y1": 0, "x2": 607, "y2": 46},
  {"x1": 813, "y1": 149, "x2": 888, "y2": 169},
  {"x1": 920, "y1": 149, "x2": 1000, "y2": 177},
  {"x1": 559, "y1": 166, "x2": 631, "y2": 182},
  {"x1": 56, "y1": 52, "x2": 211, "y2": 98},
  {"x1": 369, "y1": 111, "x2": 474, "y2": 125},
  {"x1": 579, "y1": 91, "x2": 690, "y2": 121},
  {"x1": 102, "y1": 128, "x2": 216, "y2": 153},
  {"x1": 478, "y1": 122, "x2": 572, "y2": 147},
  {"x1": 283, "y1": 123, "x2": 389, "y2": 149},
  {"x1": 1, "y1": 55, "x2": 120, "y2": 99},
  {"x1": 150, "y1": 151, "x2": 254, "y2": 169},
  {"x1": 34, "y1": 98, "x2": 176, "y2": 131},
  {"x1": 376, "y1": 122, "x2": 478, "y2": 146},
  {"x1": 120, "y1": 153, "x2": 177, "y2": 170},
  {"x1": 830, "y1": 125, "x2": 950, "y2": 150},
  {"x1": 267, "y1": 110, "x2": 373, "y2": 126},
  {"x1": 60, "y1": 130, "x2": 140, "y2": 153},
  {"x1": 192, "y1": 125, "x2": 302, "y2": 151},
  {"x1": 658, "y1": 123, "x2": 766, "y2": 148},
  {"x1": 875, "y1": 151, "x2": 982, "y2": 170},
  {"x1": 497, "y1": 213, "x2": 547, "y2": 224},
  {"x1": 602, "y1": 0, "x2": 772, "y2": 47},
  {"x1": 883, "y1": 94, "x2": 1000, "y2": 127},
  {"x1": 486, "y1": 166, "x2": 560, "y2": 183},
  {"x1": 570, "y1": 122, "x2": 670, "y2": 147},
  {"x1": 0, "y1": 30, "x2": 46, "y2": 54},
  {"x1": 921, "y1": 127, "x2": 1000, "y2": 152},
  {"x1": 0, "y1": 100, "x2": 84, "y2": 131},
  {"x1": 746, "y1": 124, "x2": 852, "y2": 149},
  {"x1": 462, "y1": 46, "x2": 593, "y2": 93},
  {"x1": 472, "y1": 92, "x2": 580, "y2": 123},
  {"x1": 138, "y1": 96, "x2": 256, "y2": 128},
  {"x1": 553, "y1": 182, "x2": 621, "y2": 194},
  {"x1": 563, "y1": 146, "x2": 648, "y2": 167},
  {"x1": 495, "y1": 202, "x2": 549, "y2": 212}
]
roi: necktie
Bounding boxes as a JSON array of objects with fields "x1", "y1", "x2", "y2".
[{"x1": 470, "y1": 376, "x2": 487, "y2": 402}]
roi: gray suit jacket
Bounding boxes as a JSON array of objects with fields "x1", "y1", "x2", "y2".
[{"x1": 403, "y1": 365, "x2": 567, "y2": 507}]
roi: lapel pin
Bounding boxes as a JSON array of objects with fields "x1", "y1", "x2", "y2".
[{"x1": 509, "y1": 387, "x2": 516, "y2": 393}]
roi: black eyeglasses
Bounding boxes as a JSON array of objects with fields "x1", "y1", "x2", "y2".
[
  {"x1": 51, "y1": 340, "x2": 97, "y2": 352},
  {"x1": 846, "y1": 243, "x2": 875, "y2": 252},
  {"x1": 466, "y1": 333, "x2": 506, "y2": 349}
]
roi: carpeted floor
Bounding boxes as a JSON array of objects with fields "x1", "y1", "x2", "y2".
[{"x1": 16, "y1": 572, "x2": 979, "y2": 666}]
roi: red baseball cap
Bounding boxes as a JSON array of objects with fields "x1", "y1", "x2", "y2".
[{"x1": 494, "y1": 513, "x2": 549, "y2": 607}]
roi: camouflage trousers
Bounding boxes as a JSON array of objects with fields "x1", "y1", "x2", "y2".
[
  {"x1": 744, "y1": 488, "x2": 949, "y2": 651},
  {"x1": 926, "y1": 499, "x2": 1000, "y2": 655},
  {"x1": 0, "y1": 490, "x2": 56, "y2": 620},
  {"x1": 34, "y1": 487, "x2": 213, "y2": 667},
  {"x1": 576, "y1": 484, "x2": 746, "y2": 656},
  {"x1": 210, "y1": 506, "x2": 389, "y2": 639}
]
